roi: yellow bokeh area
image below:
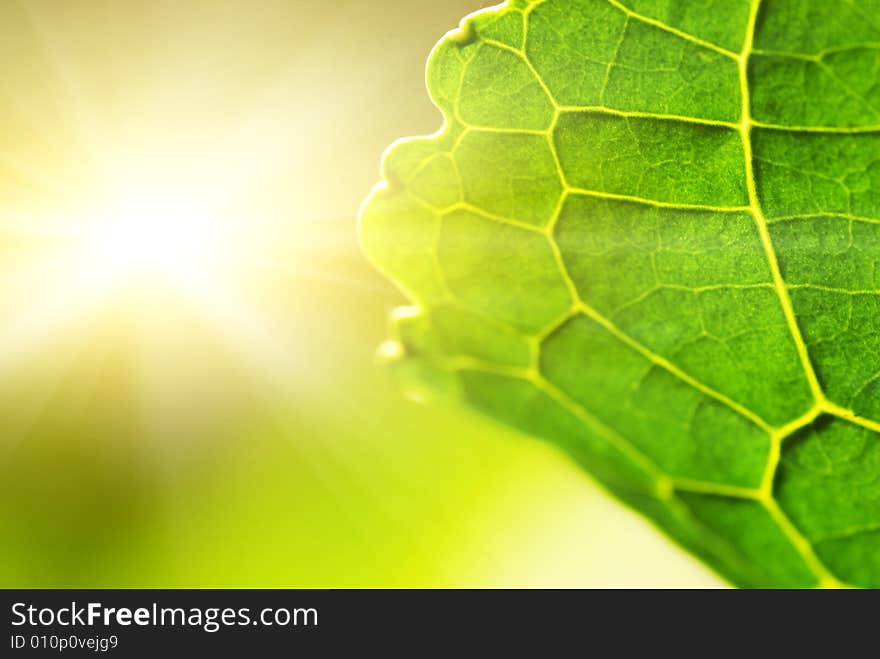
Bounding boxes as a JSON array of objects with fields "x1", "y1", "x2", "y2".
[{"x1": 0, "y1": 0, "x2": 718, "y2": 587}]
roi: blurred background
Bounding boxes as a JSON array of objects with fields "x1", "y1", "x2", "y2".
[{"x1": 0, "y1": 0, "x2": 719, "y2": 587}]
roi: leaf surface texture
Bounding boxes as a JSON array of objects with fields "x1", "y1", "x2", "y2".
[{"x1": 360, "y1": 0, "x2": 880, "y2": 588}]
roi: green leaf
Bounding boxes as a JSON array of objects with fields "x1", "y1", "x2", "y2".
[{"x1": 358, "y1": 0, "x2": 880, "y2": 588}]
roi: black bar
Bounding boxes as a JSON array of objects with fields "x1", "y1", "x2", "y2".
[{"x1": 0, "y1": 589, "x2": 865, "y2": 656}]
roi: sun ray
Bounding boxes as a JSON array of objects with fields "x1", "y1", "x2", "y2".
[
  {"x1": 233, "y1": 255, "x2": 399, "y2": 298},
  {"x1": 0, "y1": 152, "x2": 71, "y2": 198},
  {"x1": 0, "y1": 267, "x2": 113, "y2": 371},
  {"x1": 14, "y1": 0, "x2": 108, "y2": 171}
]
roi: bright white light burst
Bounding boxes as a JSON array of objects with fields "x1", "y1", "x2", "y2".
[{"x1": 79, "y1": 179, "x2": 232, "y2": 287}]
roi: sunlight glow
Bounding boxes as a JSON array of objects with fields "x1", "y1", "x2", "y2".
[
  {"x1": 0, "y1": 0, "x2": 373, "y2": 456},
  {"x1": 81, "y1": 181, "x2": 228, "y2": 286},
  {"x1": 0, "y1": 161, "x2": 303, "y2": 395}
]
